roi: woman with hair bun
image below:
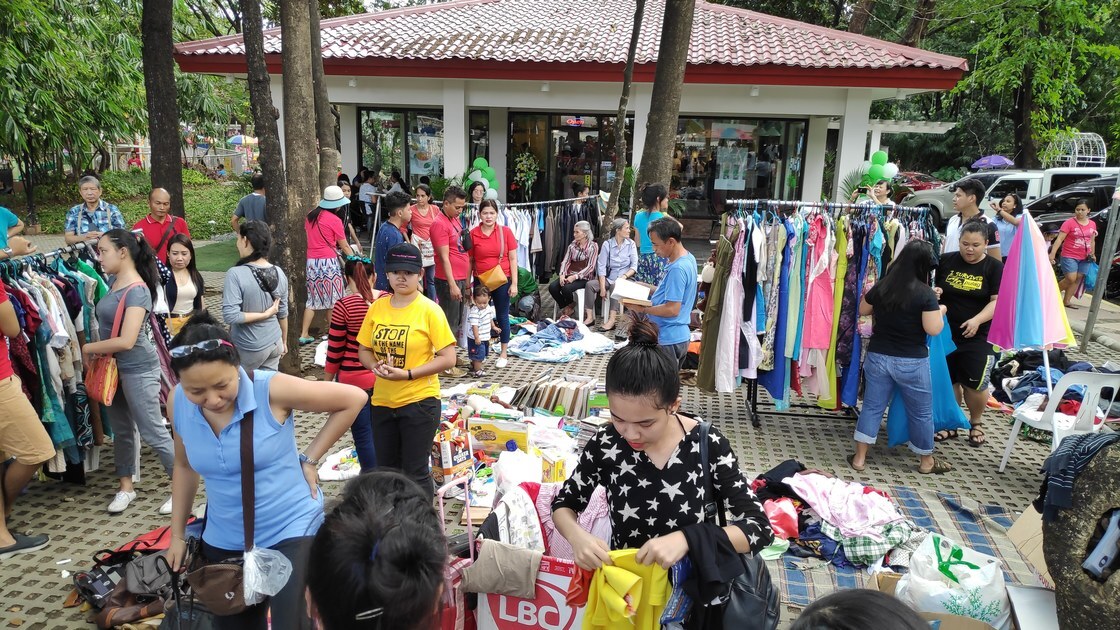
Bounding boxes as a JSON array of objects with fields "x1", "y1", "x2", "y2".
[
  {"x1": 222, "y1": 220, "x2": 289, "y2": 371},
  {"x1": 790, "y1": 588, "x2": 930, "y2": 630},
  {"x1": 163, "y1": 310, "x2": 367, "y2": 630},
  {"x1": 307, "y1": 470, "x2": 448, "y2": 630},
  {"x1": 552, "y1": 314, "x2": 771, "y2": 572},
  {"x1": 83, "y1": 229, "x2": 175, "y2": 515}
]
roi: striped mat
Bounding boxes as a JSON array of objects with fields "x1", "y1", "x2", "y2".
[{"x1": 769, "y1": 485, "x2": 1038, "y2": 609}]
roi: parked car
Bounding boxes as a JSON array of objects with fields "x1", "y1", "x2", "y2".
[
  {"x1": 896, "y1": 171, "x2": 944, "y2": 192},
  {"x1": 902, "y1": 167, "x2": 1119, "y2": 228},
  {"x1": 1029, "y1": 176, "x2": 1119, "y2": 299}
]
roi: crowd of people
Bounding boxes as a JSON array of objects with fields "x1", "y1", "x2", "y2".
[{"x1": 1, "y1": 167, "x2": 1118, "y2": 628}]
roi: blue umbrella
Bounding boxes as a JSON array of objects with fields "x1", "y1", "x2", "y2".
[{"x1": 972, "y1": 155, "x2": 1014, "y2": 170}]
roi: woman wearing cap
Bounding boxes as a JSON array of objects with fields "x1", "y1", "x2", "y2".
[
  {"x1": 357, "y1": 243, "x2": 456, "y2": 495},
  {"x1": 300, "y1": 186, "x2": 354, "y2": 345}
]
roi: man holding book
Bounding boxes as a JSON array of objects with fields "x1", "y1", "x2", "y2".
[{"x1": 624, "y1": 217, "x2": 696, "y2": 365}]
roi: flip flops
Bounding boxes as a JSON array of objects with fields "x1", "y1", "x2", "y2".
[
  {"x1": 934, "y1": 429, "x2": 958, "y2": 443},
  {"x1": 846, "y1": 454, "x2": 865, "y2": 472},
  {"x1": 298, "y1": 336, "x2": 316, "y2": 345},
  {"x1": 919, "y1": 456, "x2": 953, "y2": 474},
  {"x1": 968, "y1": 428, "x2": 987, "y2": 447}
]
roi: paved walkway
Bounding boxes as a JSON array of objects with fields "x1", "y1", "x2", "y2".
[{"x1": 3, "y1": 234, "x2": 1116, "y2": 627}]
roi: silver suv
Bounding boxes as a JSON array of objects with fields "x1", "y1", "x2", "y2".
[{"x1": 901, "y1": 167, "x2": 1119, "y2": 227}]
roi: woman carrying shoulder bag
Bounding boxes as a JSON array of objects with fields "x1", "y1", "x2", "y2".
[
  {"x1": 469, "y1": 199, "x2": 518, "y2": 367},
  {"x1": 164, "y1": 311, "x2": 367, "y2": 630}
]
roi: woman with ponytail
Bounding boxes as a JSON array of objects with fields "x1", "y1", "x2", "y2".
[
  {"x1": 83, "y1": 229, "x2": 175, "y2": 515},
  {"x1": 222, "y1": 220, "x2": 290, "y2": 371},
  {"x1": 553, "y1": 314, "x2": 771, "y2": 573},
  {"x1": 324, "y1": 256, "x2": 384, "y2": 470},
  {"x1": 307, "y1": 470, "x2": 447, "y2": 630}
]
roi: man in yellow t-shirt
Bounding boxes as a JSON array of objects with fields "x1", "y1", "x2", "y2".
[{"x1": 357, "y1": 242, "x2": 457, "y2": 494}]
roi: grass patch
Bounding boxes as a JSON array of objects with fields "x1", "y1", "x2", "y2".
[
  {"x1": 0, "y1": 179, "x2": 249, "y2": 240},
  {"x1": 194, "y1": 239, "x2": 241, "y2": 272}
]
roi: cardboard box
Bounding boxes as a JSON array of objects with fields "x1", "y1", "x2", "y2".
[
  {"x1": 432, "y1": 427, "x2": 473, "y2": 483},
  {"x1": 870, "y1": 573, "x2": 997, "y2": 630},
  {"x1": 469, "y1": 418, "x2": 530, "y2": 454},
  {"x1": 476, "y1": 556, "x2": 585, "y2": 629},
  {"x1": 1007, "y1": 505, "x2": 1054, "y2": 589}
]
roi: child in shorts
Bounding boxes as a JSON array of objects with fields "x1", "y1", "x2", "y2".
[{"x1": 467, "y1": 286, "x2": 499, "y2": 376}]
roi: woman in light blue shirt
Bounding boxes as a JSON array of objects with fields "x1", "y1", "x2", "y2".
[
  {"x1": 633, "y1": 183, "x2": 668, "y2": 284},
  {"x1": 992, "y1": 193, "x2": 1023, "y2": 262},
  {"x1": 584, "y1": 218, "x2": 638, "y2": 330},
  {"x1": 163, "y1": 311, "x2": 367, "y2": 630}
]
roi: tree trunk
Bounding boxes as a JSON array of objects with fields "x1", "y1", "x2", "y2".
[
  {"x1": 1013, "y1": 70, "x2": 1040, "y2": 168},
  {"x1": 900, "y1": 0, "x2": 937, "y2": 48},
  {"x1": 605, "y1": 0, "x2": 645, "y2": 229},
  {"x1": 242, "y1": 0, "x2": 294, "y2": 373},
  {"x1": 142, "y1": 0, "x2": 186, "y2": 218},
  {"x1": 636, "y1": 0, "x2": 695, "y2": 192},
  {"x1": 18, "y1": 151, "x2": 37, "y2": 226},
  {"x1": 848, "y1": 0, "x2": 876, "y2": 34},
  {"x1": 310, "y1": 0, "x2": 339, "y2": 190},
  {"x1": 279, "y1": 0, "x2": 318, "y2": 373}
]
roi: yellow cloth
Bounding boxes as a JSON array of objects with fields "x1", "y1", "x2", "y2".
[
  {"x1": 818, "y1": 216, "x2": 848, "y2": 409},
  {"x1": 356, "y1": 294, "x2": 456, "y2": 407},
  {"x1": 584, "y1": 549, "x2": 670, "y2": 630}
]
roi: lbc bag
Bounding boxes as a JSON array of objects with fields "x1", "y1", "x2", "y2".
[
  {"x1": 894, "y1": 533, "x2": 1011, "y2": 630},
  {"x1": 698, "y1": 421, "x2": 780, "y2": 630},
  {"x1": 86, "y1": 282, "x2": 143, "y2": 405}
]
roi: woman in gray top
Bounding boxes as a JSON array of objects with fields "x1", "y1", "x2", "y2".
[
  {"x1": 82, "y1": 230, "x2": 175, "y2": 515},
  {"x1": 223, "y1": 220, "x2": 290, "y2": 371}
]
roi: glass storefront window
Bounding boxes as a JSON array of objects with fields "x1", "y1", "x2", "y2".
[
  {"x1": 470, "y1": 110, "x2": 489, "y2": 163},
  {"x1": 509, "y1": 112, "x2": 632, "y2": 203},
  {"x1": 672, "y1": 117, "x2": 807, "y2": 217},
  {"x1": 359, "y1": 108, "x2": 443, "y2": 188}
]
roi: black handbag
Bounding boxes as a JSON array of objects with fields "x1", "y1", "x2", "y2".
[{"x1": 698, "y1": 420, "x2": 780, "y2": 630}]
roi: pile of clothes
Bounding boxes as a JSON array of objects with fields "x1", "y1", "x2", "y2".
[
  {"x1": 752, "y1": 459, "x2": 928, "y2": 568},
  {"x1": 508, "y1": 318, "x2": 615, "y2": 362}
]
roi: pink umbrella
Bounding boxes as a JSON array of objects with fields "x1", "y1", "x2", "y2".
[{"x1": 988, "y1": 211, "x2": 1075, "y2": 394}]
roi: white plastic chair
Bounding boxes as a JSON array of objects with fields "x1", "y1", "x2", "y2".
[
  {"x1": 552, "y1": 286, "x2": 611, "y2": 321},
  {"x1": 999, "y1": 371, "x2": 1120, "y2": 472}
]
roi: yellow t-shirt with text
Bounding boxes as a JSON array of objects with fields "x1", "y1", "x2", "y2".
[{"x1": 357, "y1": 294, "x2": 456, "y2": 408}]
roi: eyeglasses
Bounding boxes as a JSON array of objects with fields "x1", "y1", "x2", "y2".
[{"x1": 170, "y1": 339, "x2": 234, "y2": 358}]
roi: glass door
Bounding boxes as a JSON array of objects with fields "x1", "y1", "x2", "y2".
[{"x1": 359, "y1": 110, "x2": 404, "y2": 184}]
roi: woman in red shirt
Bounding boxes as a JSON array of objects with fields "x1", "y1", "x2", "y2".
[
  {"x1": 324, "y1": 256, "x2": 383, "y2": 469},
  {"x1": 409, "y1": 184, "x2": 438, "y2": 300},
  {"x1": 469, "y1": 200, "x2": 518, "y2": 368}
]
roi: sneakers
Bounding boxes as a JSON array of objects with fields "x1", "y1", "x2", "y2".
[
  {"x1": 455, "y1": 355, "x2": 471, "y2": 368},
  {"x1": 495, "y1": 357, "x2": 508, "y2": 369},
  {"x1": 159, "y1": 496, "x2": 174, "y2": 515},
  {"x1": 0, "y1": 533, "x2": 50, "y2": 560},
  {"x1": 442, "y1": 366, "x2": 468, "y2": 378},
  {"x1": 107, "y1": 490, "x2": 137, "y2": 514}
]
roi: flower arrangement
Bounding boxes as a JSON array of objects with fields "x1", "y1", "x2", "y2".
[{"x1": 513, "y1": 151, "x2": 540, "y2": 190}]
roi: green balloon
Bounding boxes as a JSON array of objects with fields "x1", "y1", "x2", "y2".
[
  {"x1": 487, "y1": 177, "x2": 500, "y2": 189},
  {"x1": 868, "y1": 164, "x2": 886, "y2": 180},
  {"x1": 473, "y1": 157, "x2": 489, "y2": 170},
  {"x1": 861, "y1": 175, "x2": 874, "y2": 187},
  {"x1": 482, "y1": 166, "x2": 496, "y2": 179},
  {"x1": 871, "y1": 151, "x2": 888, "y2": 166}
]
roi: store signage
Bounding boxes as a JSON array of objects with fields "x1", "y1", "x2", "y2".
[{"x1": 565, "y1": 117, "x2": 584, "y2": 127}]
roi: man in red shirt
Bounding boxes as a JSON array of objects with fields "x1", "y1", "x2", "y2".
[
  {"x1": 132, "y1": 188, "x2": 190, "y2": 262},
  {"x1": 0, "y1": 276, "x2": 56, "y2": 559},
  {"x1": 430, "y1": 186, "x2": 471, "y2": 339}
]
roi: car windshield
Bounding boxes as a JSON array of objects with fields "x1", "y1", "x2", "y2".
[{"x1": 954, "y1": 173, "x2": 1000, "y2": 190}]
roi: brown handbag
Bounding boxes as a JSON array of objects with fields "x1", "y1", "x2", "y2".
[
  {"x1": 478, "y1": 226, "x2": 509, "y2": 291},
  {"x1": 185, "y1": 407, "x2": 256, "y2": 616},
  {"x1": 86, "y1": 282, "x2": 143, "y2": 405}
]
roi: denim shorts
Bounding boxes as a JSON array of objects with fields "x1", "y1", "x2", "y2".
[
  {"x1": 468, "y1": 338, "x2": 489, "y2": 361},
  {"x1": 1059, "y1": 256, "x2": 1092, "y2": 275}
]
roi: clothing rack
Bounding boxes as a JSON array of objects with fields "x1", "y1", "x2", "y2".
[
  {"x1": 711, "y1": 200, "x2": 937, "y2": 428},
  {"x1": 1, "y1": 241, "x2": 90, "y2": 270}
]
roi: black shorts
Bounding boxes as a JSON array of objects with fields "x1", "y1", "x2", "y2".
[{"x1": 946, "y1": 340, "x2": 997, "y2": 390}]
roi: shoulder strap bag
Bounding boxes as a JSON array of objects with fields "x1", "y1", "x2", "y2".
[
  {"x1": 699, "y1": 420, "x2": 780, "y2": 630},
  {"x1": 185, "y1": 403, "x2": 256, "y2": 616},
  {"x1": 86, "y1": 282, "x2": 143, "y2": 405},
  {"x1": 478, "y1": 226, "x2": 509, "y2": 291},
  {"x1": 153, "y1": 219, "x2": 180, "y2": 258}
]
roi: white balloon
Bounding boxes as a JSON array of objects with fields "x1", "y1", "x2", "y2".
[
  {"x1": 468, "y1": 169, "x2": 483, "y2": 182},
  {"x1": 485, "y1": 188, "x2": 499, "y2": 200},
  {"x1": 883, "y1": 163, "x2": 900, "y2": 178},
  {"x1": 481, "y1": 178, "x2": 491, "y2": 190}
]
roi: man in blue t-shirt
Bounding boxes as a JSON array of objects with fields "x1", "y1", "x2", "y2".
[
  {"x1": 628, "y1": 216, "x2": 697, "y2": 365},
  {"x1": 373, "y1": 192, "x2": 413, "y2": 292}
]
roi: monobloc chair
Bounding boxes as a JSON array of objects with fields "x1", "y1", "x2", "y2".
[{"x1": 998, "y1": 371, "x2": 1120, "y2": 472}]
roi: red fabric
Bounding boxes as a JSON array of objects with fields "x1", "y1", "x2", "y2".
[
  {"x1": 114, "y1": 518, "x2": 197, "y2": 553},
  {"x1": 565, "y1": 567, "x2": 594, "y2": 607},
  {"x1": 469, "y1": 225, "x2": 517, "y2": 276},
  {"x1": 763, "y1": 498, "x2": 799, "y2": 540},
  {"x1": 0, "y1": 277, "x2": 13, "y2": 379},
  {"x1": 132, "y1": 215, "x2": 190, "y2": 261},
  {"x1": 430, "y1": 211, "x2": 471, "y2": 281},
  {"x1": 325, "y1": 293, "x2": 380, "y2": 390}
]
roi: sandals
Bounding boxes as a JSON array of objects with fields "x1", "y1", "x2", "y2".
[
  {"x1": 968, "y1": 427, "x2": 987, "y2": 447},
  {"x1": 919, "y1": 456, "x2": 953, "y2": 474},
  {"x1": 298, "y1": 336, "x2": 316, "y2": 345},
  {"x1": 934, "y1": 429, "x2": 959, "y2": 443},
  {"x1": 846, "y1": 454, "x2": 865, "y2": 472}
]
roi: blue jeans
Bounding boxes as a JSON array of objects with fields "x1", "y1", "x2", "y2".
[
  {"x1": 423, "y1": 265, "x2": 437, "y2": 300},
  {"x1": 855, "y1": 352, "x2": 934, "y2": 455},
  {"x1": 350, "y1": 392, "x2": 377, "y2": 471},
  {"x1": 480, "y1": 278, "x2": 512, "y2": 345}
]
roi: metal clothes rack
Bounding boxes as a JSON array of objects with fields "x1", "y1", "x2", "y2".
[
  {"x1": 0, "y1": 241, "x2": 90, "y2": 269},
  {"x1": 721, "y1": 199, "x2": 936, "y2": 427}
]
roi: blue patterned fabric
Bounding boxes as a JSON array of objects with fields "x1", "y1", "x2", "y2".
[{"x1": 64, "y1": 201, "x2": 125, "y2": 235}]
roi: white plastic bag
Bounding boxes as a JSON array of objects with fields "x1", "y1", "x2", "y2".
[
  {"x1": 243, "y1": 546, "x2": 293, "y2": 606},
  {"x1": 895, "y1": 534, "x2": 1011, "y2": 630},
  {"x1": 493, "y1": 449, "x2": 541, "y2": 493}
]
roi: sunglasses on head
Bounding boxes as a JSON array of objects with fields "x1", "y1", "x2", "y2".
[{"x1": 170, "y1": 339, "x2": 234, "y2": 358}]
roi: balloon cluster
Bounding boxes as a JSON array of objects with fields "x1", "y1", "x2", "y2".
[
  {"x1": 467, "y1": 157, "x2": 500, "y2": 201},
  {"x1": 862, "y1": 151, "x2": 899, "y2": 187}
]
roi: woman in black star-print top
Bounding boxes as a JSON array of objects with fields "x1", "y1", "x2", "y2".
[{"x1": 552, "y1": 315, "x2": 772, "y2": 570}]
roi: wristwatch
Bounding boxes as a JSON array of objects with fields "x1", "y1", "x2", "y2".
[
  {"x1": 298, "y1": 452, "x2": 320, "y2": 467},
  {"x1": 2, "y1": 247, "x2": 12, "y2": 257}
]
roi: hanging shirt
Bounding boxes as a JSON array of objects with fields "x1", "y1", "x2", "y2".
[
  {"x1": 649, "y1": 252, "x2": 697, "y2": 346},
  {"x1": 0, "y1": 277, "x2": 13, "y2": 380},
  {"x1": 356, "y1": 294, "x2": 456, "y2": 408}
]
